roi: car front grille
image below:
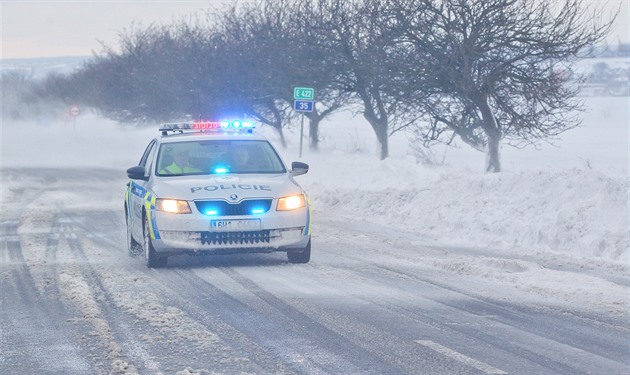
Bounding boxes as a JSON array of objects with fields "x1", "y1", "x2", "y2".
[
  {"x1": 195, "y1": 199, "x2": 272, "y2": 216},
  {"x1": 200, "y1": 230, "x2": 271, "y2": 245}
]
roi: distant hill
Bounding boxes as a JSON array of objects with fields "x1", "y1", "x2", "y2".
[{"x1": 0, "y1": 56, "x2": 90, "y2": 80}]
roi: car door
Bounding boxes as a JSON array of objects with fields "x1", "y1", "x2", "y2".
[{"x1": 128, "y1": 140, "x2": 157, "y2": 240}]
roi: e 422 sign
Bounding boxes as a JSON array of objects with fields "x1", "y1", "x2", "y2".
[{"x1": 293, "y1": 87, "x2": 314, "y2": 100}]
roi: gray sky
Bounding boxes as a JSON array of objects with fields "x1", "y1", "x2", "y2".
[
  {"x1": 1, "y1": 0, "x2": 628, "y2": 59},
  {"x1": 1, "y1": 1, "x2": 230, "y2": 59}
]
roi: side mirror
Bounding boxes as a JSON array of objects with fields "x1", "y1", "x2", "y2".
[
  {"x1": 127, "y1": 166, "x2": 149, "y2": 181},
  {"x1": 291, "y1": 161, "x2": 309, "y2": 177}
]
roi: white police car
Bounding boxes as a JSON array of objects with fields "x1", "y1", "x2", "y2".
[{"x1": 124, "y1": 120, "x2": 311, "y2": 267}]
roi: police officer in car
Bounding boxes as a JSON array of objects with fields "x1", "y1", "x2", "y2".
[{"x1": 160, "y1": 151, "x2": 202, "y2": 174}]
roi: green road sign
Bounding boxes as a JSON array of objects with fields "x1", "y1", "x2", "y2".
[{"x1": 294, "y1": 87, "x2": 314, "y2": 100}]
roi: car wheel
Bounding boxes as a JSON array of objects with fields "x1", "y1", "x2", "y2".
[
  {"x1": 287, "y1": 238, "x2": 311, "y2": 264},
  {"x1": 126, "y1": 213, "x2": 142, "y2": 257},
  {"x1": 143, "y1": 215, "x2": 167, "y2": 268}
]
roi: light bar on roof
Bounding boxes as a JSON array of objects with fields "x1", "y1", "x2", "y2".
[{"x1": 159, "y1": 120, "x2": 255, "y2": 134}]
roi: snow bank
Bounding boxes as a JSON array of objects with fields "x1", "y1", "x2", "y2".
[{"x1": 302, "y1": 155, "x2": 628, "y2": 262}]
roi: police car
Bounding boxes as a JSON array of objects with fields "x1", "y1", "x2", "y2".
[{"x1": 124, "y1": 120, "x2": 311, "y2": 268}]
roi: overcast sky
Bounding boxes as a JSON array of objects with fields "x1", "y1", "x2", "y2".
[
  {"x1": 0, "y1": 1, "x2": 232, "y2": 59},
  {"x1": 1, "y1": 0, "x2": 629, "y2": 59}
]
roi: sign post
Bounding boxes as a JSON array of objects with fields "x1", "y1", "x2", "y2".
[
  {"x1": 68, "y1": 104, "x2": 81, "y2": 130},
  {"x1": 293, "y1": 87, "x2": 314, "y2": 158}
]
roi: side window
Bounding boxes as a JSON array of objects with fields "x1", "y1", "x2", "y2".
[{"x1": 139, "y1": 140, "x2": 157, "y2": 176}]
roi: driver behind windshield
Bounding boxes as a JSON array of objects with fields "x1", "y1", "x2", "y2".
[{"x1": 160, "y1": 151, "x2": 202, "y2": 174}]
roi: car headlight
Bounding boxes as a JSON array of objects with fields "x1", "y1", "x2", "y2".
[
  {"x1": 277, "y1": 194, "x2": 306, "y2": 211},
  {"x1": 155, "y1": 198, "x2": 191, "y2": 214}
]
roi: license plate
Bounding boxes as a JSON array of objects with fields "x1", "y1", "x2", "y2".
[{"x1": 210, "y1": 219, "x2": 261, "y2": 231}]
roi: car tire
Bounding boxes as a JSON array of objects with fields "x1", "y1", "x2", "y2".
[
  {"x1": 126, "y1": 212, "x2": 142, "y2": 257},
  {"x1": 143, "y1": 215, "x2": 167, "y2": 268},
  {"x1": 287, "y1": 238, "x2": 311, "y2": 264}
]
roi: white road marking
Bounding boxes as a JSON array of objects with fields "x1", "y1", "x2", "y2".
[{"x1": 415, "y1": 340, "x2": 508, "y2": 374}]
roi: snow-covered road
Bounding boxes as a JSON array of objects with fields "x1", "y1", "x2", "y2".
[{"x1": 1, "y1": 167, "x2": 627, "y2": 375}]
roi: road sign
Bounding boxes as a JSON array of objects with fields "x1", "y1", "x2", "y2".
[
  {"x1": 293, "y1": 87, "x2": 314, "y2": 100},
  {"x1": 69, "y1": 105, "x2": 80, "y2": 117},
  {"x1": 294, "y1": 100, "x2": 314, "y2": 112}
]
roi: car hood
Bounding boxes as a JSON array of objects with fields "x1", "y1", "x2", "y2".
[{"x1": 151, "y1": 174, "x2": 302, "y2": 201}]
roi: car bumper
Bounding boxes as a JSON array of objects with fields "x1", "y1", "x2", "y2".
[{"x1": 148, "y1": 207, "x2": 310, "y2": 254}]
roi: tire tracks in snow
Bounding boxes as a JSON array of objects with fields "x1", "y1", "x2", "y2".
[
  {"x1": 158, "y1": 264, "x2": 410, "y2": 374},
  {"x1": 314, "y1": 220, "x2": 629, "y2": 374},
  {"x1": 1, "y1": 181, "x2": 93, "y2": 375},
  {"x1": 62, "y1": 208, "x2": 271, "y2": 374}
]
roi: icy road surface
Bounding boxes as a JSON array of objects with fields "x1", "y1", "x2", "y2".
[{"x1": 1, "y1": 167, "x2": 628, "y2": 375}]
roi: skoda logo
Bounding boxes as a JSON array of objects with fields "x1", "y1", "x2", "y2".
[{"x1": 229, "y1": 194, "x2": 238, "y2": 201}]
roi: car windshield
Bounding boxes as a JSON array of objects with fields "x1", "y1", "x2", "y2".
[{"x1": 156, "y1": 140, "x2": 286, "y2": 176}]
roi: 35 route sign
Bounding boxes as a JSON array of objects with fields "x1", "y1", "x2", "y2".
[
  {"x1": 293, "y1": 87, "x2": 314, "y2": 100},
  {"x1": 294, "y1": 100, "x2": 314, "y2": 112}
]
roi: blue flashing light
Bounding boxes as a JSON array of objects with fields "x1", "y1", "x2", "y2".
[
  {"x1": 221, "y1": 121, "x2": 230, "y2": 129},
  {"x1": 251, "y1": 208, "x2": 265, "y2": 214},
  {"x1": 205, "y1": 209, "x2": 219, "y2": 216},
  {"x1": 214, "y1": 166, "x2": 229, "y2": 174}
]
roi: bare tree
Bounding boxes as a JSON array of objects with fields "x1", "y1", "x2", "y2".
[
  {"x1": 37, "y1": 0, "x2": 613, "y2": 172},
  {"x1": 290, "y1": 1, "x2": 354, "y2": 151},
  {"x1": 213, "y1": 0, "x2": 350, "y2": 149},
  {"x1": 2, "y1": 71, "x2": 62, "y2": 121},
  {"x1": 392, "y1": 0, "x2": 614, "y2": 172},
  {"x1": 46, "y1": 22, "x2": 222, "y2": 124},
  {"x1": 211, "y1": 1, "x2": 294, "y2": 146},
  {"x1": 309, "y1": 0, "x2": 419, "y2": 159}
]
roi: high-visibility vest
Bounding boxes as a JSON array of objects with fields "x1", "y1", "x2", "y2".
[{"x1": 160, "y1": 163, "x2": 201, "y2": 174}]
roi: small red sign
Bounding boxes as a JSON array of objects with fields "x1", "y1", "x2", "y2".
[{"x1": 69, "y1": 105, "x2": 80, "y2": 117}]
